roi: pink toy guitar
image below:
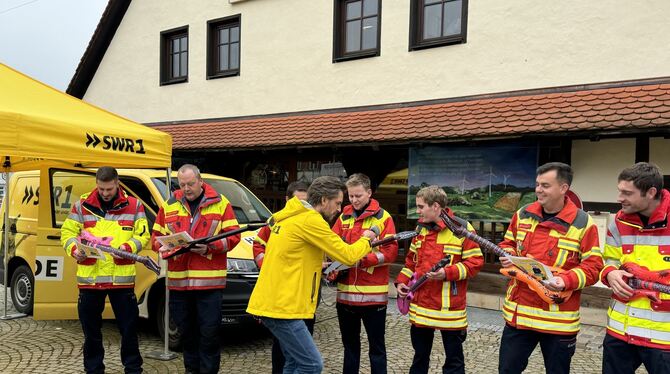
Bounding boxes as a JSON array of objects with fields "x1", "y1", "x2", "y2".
[
  {"x1": 78, "y1": 231, "x2": 161, "y2": 276},
  {"x1": 397, "y1": 255, "x2": 452, "y2": 315}
]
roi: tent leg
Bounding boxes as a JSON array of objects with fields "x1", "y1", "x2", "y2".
[
  {"x1": 1, "y1": 171, "x2": 26, "y2": 320},
  {"x1": 146, "y1": 168, "x2": 176, "y2": 361}
]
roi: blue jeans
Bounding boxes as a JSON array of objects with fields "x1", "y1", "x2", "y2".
[
  {"x1": 78, "y1": 288, "x2": 143, "y2": 374},
  {"x1": 262, "y1": 317, "x2": 323, "y2": 374},
  {"x1": 170, "y1": 289, "x2": 222, "y2": 374}
]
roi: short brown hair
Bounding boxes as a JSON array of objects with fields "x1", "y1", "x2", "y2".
[
  {"x1": 307, "y1": 176, "x2": 345, "y2": 207},
  {"x1": 286, "y1": 181, "x2": 309, "y2": 198},
  {"x1": 618, "y1": 162, "x2": 663, "y2": 199},
  {"x1": 96, "y1": 166, "x2": 118, "y2": 182},
  {"x1": 345, "y1": 173, "x2": 371, "y2": 190},
  {"x1": 416, "y1": 185, "x2": 448, "y2": 208}
]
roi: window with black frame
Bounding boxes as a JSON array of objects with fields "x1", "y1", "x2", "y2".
[
  {"x1": 333, "y1": 0, "x2": 381, "y2": 62},
  {"x1": 409, "y1": 0, "x2": 467, "y2": 51},
  {"x1": 160, "y1": 26, "x2": 188, "y2": 85},
  {"x1": 207, "y1": 15, "x2": 241, "y2": 79}
]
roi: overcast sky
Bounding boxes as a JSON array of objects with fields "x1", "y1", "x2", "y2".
[{"x1": 0, "y1": 0, "x2": 107, "y2": 90}]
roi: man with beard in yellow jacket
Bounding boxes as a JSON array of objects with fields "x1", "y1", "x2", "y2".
[{"x1": 247, "y1": 176, "x2": 379, "y2": 373}]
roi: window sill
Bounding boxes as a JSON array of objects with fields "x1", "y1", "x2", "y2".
[
  {"x1": 207, "y1": 70, "x2": 240, "y2": 80},
  {"x1": 409, "y1": 37, "x2": 465, "y2": 52},
  {"x1": 333, "y1": 49, "x2": 380, "y2": 63},
  {"x1": 160, "y1": 77, "x2": 188, "y2": 86}
]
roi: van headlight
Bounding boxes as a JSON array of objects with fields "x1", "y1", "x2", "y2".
[{"x1": 227, "y1": 258, "x2": 259, "y2": 274}]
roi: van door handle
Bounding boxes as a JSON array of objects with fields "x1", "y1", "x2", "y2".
[{"x1": 46, "y1": 235, "x2": 61, "y2": 240}]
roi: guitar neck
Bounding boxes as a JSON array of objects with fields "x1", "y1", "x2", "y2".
[
  {"x1": 629, "y1": 278, "x2": 670, "y2": 295},
  {"x1": 456, "y1": 229, "x2": 508, "y2": 258},
  {"x1": 408, "y1": 258, "x2": 450, "y2": 293},
  {"x1": 93, "y1": 243, "x2": 144, "y2": 263}
]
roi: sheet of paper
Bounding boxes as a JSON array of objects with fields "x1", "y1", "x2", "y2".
[
  {"x1": 156, "y1": 232, "x2": 194, "y2": 250},
  {"x1": 323, "y1": 261, "x2": 351, "y2": 275},
  {"x1": 77, "y1": 241, "x2": 105, "y2": 260},
  {"x1": 508, "y1": 256, "x2": 554, "y2": 281}
]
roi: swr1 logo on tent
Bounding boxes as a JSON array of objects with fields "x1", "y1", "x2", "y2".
[{"x1": 85, "y1": 133, "x2": 146, "y2": 154}]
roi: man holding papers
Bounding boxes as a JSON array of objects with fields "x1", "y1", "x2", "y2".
[
  {"x1": 497, "y1": 162, "x2": 603, "y2": 374},
  {"x1": 151, "y1": 164, "x2": 241, "y2": 374}
]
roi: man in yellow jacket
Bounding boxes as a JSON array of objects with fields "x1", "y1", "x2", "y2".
[
  {"x1": 61, "y1": 166, "x2": 149, "y2": 374},
  {"x1": 247, "y1": 176, "x2": 378, "y2": 373}
]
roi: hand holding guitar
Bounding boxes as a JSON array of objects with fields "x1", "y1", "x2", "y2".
[{"x1": 606, "y1": 269, "x2": 635, "y2": 299}]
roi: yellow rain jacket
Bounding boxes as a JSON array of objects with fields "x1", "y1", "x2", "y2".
[{"x1": 247, "y1": 197, "x2": 373, "y2": 319}]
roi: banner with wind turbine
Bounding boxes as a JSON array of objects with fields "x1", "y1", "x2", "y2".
[{"x1": 407, "y1": 143, "x2": 537, "y2": 221}]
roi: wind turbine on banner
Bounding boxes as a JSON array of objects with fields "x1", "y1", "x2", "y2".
[
  {"x1": 459, "y1": 175, "x2": 469, "y2": 195},
  {"x1": 485, "y1": 166, "x2": 497, "y2": 198},
  {"x1": 503, "y1": 174, "x2": 511, "y2": 189}
]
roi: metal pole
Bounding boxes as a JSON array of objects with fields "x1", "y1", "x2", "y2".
[
  {"x1": 146, "y1": 168, "x2": 176, "y2": 360},
  {"x1": 1, "y1": 170, "x2": 26, "y2": 320}
]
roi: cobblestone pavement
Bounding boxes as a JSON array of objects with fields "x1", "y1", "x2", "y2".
[{"x1": 0, "y1": 287, "x2": 646, "y2": 373}]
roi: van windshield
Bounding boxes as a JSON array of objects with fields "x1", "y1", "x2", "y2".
[{"x1": 152, "y1": 178, "x2": 271, "y2": 224}]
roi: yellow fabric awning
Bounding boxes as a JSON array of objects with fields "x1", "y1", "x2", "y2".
[{"x1": 0, "y1": 63, "x2": 172, "y2": 171}]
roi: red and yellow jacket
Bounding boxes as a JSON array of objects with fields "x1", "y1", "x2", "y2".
[
  {"x1": 252, "y1": 225, "x2": 271, "y2": 268},
  {"x1": 332, "y1": 199, "x2": 398, "y2": 306},
  {"x1": 61, "y1": 188, "x2": 149, "y2": 289},
  {"x1": 499, "y1": 197, "x2": 602, "y2": 335},
  {"x1": 395, "y1": 209, "x2": 483, "y2": 330},
  {"x1": 152, "y1": 183, "x2": 240, "y2": 291},
  {"x1": 601, "y1": 189, "x2": 670, "y2": 350}
]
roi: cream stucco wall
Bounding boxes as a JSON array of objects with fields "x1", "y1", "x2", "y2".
[
  {"x1": 570, "y1": 138, "x2": 635, "y2": 203},
  {"x1": 83, "y1": 0, "x2": 670, "y2": 123},
  {"x1": 650, "y1": 137, "x2": 670, "y2": 173}
]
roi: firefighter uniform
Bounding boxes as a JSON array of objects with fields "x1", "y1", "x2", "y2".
[
  {"x1": 61, "y1": 187, "x2": 149, "y2": 374},
  {"x1": 601, "y1": 189, "x2": 670, "y2": 373},
  {"x1": 395, "y1": 209, "x2": 483, "y2": 374},
  {"x1": 152, "y1": 182, "x2": 241, "y2": 374},
  {"x1": 332, "y1": 198, "x2": 398, "y2": 374},
  {"x1": 498, "y1": 197, "x2": 602, "y2": 374}
]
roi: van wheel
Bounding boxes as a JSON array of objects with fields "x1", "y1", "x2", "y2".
[
  {"x1": 155, "y1": 291, "x2": 183, "y2": 351},
  {"x1": 10, "y1": 265, "x2": 34, "y2": 315}
]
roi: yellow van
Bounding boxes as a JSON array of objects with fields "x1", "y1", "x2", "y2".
[{"x1": 0, "y1": 167, "x2": 270, "y2": 346}]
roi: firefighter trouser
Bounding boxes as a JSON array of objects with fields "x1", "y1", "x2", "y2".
[
  {"x1": 410, "y1": 324, "x2": 466, "y2": 374},
  {"x1": 337, "y1": 303, "x2": 388, "y2": 374},
  {"x1": 602, "y1": 334, "x2": 670, "y2": 374},
  {"x1": 498, "y1": 324, "x2": 576, "y2": 374}
]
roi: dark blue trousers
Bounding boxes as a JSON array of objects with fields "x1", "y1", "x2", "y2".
[
  {"x1": 410, "y1": 324, "x2": 466, "y2": 374},
  {"x1": 170, "y1": 289, "x2": 222, "y2": 374},
  {"x1": 602, "y1": 334, "x2": 670, "y2": 374},
  {"x1": 498, "y1": 324, "x2": 576, "y2": 374},
  {"x1": 78, "y1": 288, "x2": 142, "y2": 374},
  {"x1": 337, "y1": 303, "x2": 388, "y2": 374}
]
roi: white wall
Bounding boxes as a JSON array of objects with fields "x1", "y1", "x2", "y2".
[
  {"x1": 650, "y1": 137, "x2": 670, "y2": 174},
  {"x1": 83, "y1": 0, "x2": 670, "y2": 123},
  {"x1": 571, "y1": 138, "x2": 635, "y2": 203}
]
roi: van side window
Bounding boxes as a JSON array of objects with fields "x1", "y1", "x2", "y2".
[
  {"x1": 119, "y1": 176, "x2": 159, "y2": 230},
  {"x1": 50, "y1": 170, "x2": 97, "y2": 228}
]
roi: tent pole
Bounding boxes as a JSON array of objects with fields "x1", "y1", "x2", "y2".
[
  {"x1": 1, "y1": 170, "x2": 26, "y2": 320},
  {"x1": 146, "y1": 168, "x2": 177, "y2": 360}
]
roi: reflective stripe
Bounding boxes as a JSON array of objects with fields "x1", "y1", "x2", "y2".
[
  {"x1": 167, "y1": 277, "x2": 226, "y2": 288},
  {"x1": 106, "y1": 214, "x2": 136, "y2": 221},
  {"x1": 558, "y1": 239, "x2": 580, "y2": 250},
  {"x1": 462, "y1": 247, "x2": 482, "y2": 258},
  {"x1": 82, "y1": 214, "x2": 99, "y2": 222},
  {"x1": 254, "y1": 253, "x2": 264, "y2": 263},
  {"x1": 67, "y1": 212, "x2": 80, "y2": 221},
  {"x1": 77, "y1": 275, "x2": 135, "y2": 284},
  {"x1": 206, "y1": 220, "x2": 220, "y2": 237},
  {"x1": 129, "y1": 238, "x2": 142, "y2": 251},
  {"x1": 515, "y1": 315, "x2": 580, "y2": 333},
  {"x1": 65, "y1": 237, "x2": 78, "y2": 249},
  {"x1": 504, "y1": 299, "x2": 580, "y2": 320},
  {"x1": 581, "y1": 246, "x2": 603, "y2": 260},
  {"x1": 219, "y1": 238, "x2": 228, "y2": 251},
  {"x1": 605, "y1": 236, "x2": 620, "y2": 247},
  {"x1": 375, "y1": 252, "x2": 385, "y2": 265},
  {"x1": 254, "y1": 236, "x2": 267, "y2": 246},
  {"x1": 607, "y1": 220, "x2": 622, "y2": 246},
  {"x1": 410, "y1": 303, "x2": 467, "y2": 318},
  {"x1": 455, "y1": 262, "x2": 467, "y2": 280},
  {"x1": 337, "y1": 293, "x2": 388, "y2": 303},
  {"x1": 409, "y1": 304, "x2": 467, "y2": 329},
  {"x1": 620, "y1": 235, "x2": 670, "y2": 246},
  {"x1": 604, "y1": 259, "x2": 622, "y2": 267},
  {"x1": 169, "y1": 269, "x2": 227, "y2": 278},
  {"x1": 504, "y1": 232, "x2": 515, "y2": 241},
  {"x1": 626, "y1": 326, "x2": 670, "y2": 341},
  {"x1": 400, "y1": 268, "x2": 413, "y2": 278},
  {"x1": 611, "y1": 300, "x2": 670, "y2": 323},
  {"x1": 572, "y1": 268, "x2": 586, "y2": 289},
  {"x1": 337, "y1": 284, "x2": 388, "y2": 293},
  {"x1": 221, "y1": 219, "x2": 238, "y2": 228}
]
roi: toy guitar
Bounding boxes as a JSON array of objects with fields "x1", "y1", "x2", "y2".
[
  {"x1": 397, "y1": 255, "x2": 452, "y2": 315},
  {"x1": 162, "y1": 223, "x2": 267, "y2": 259},
  {"x1": 78, "y1": 231, "x2": 161, "y2": 276},
  {"x1": 439, "y1": 210, "x2": 573, "y2": 305},
  {"x1": 324, "y1": 230, "x2": 420, "y2": 281},
  {"x1": 620, "y1": 263, "x2": 670, "y2": 309}
]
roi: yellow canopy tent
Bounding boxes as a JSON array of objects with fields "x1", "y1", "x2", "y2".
[
  {"x1": 0, "y1": 63, "x2": 172, "y2": 171},
  {"x1": 0, "y1": 63, "x2": 172, "y2": 321}
]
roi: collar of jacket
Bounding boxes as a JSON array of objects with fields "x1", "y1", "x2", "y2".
[
  {"x1": 340, "y1": 198, "x2": 381, "y2": 220},
  {"x1": 616, "y1": 189, "x2": 670, "y2": 229},
  {"x1": 523, "y1": 197, "x2": 579, "y2": 234},
  {"x1": 82, "y1": 186, "x2": 130, "y2": 215},
  {"x1": 173, "y1": 182, "x2": 221, "y2": 212}
]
